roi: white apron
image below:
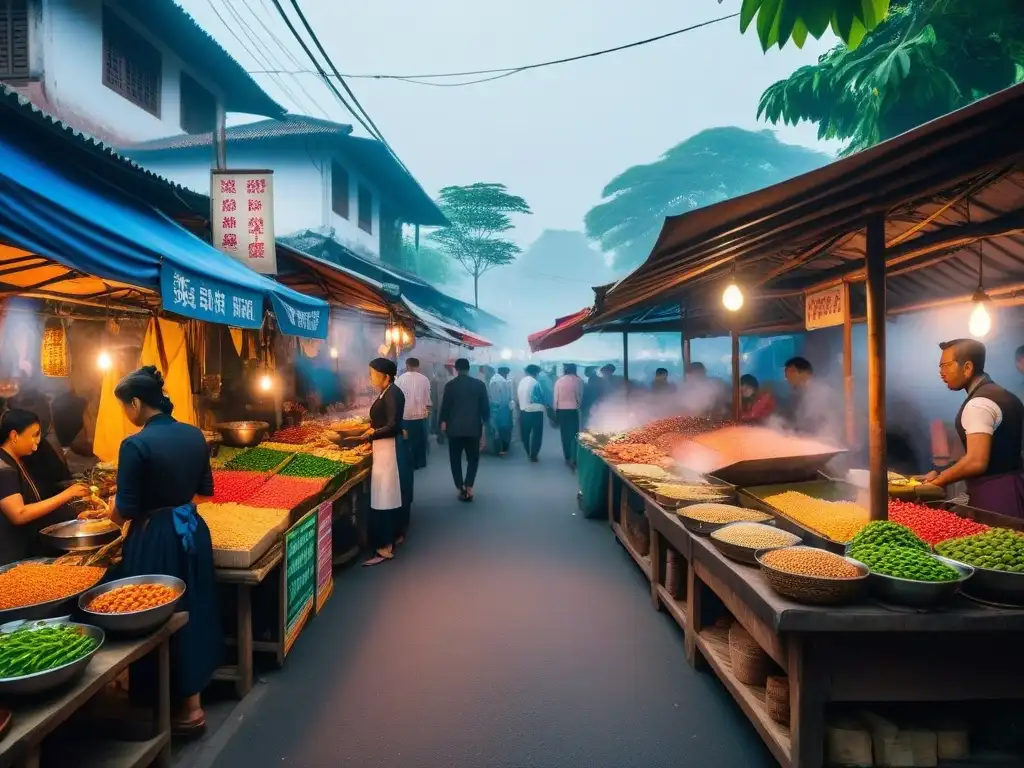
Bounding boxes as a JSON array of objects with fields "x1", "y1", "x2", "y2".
[{"x1": 370, "y1": 386, "x2": 403, "y2": 510}]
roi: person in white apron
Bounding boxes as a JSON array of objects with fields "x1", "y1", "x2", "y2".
[{"x1": 360, "y1": 358, "x2": 413, "y2": 566}]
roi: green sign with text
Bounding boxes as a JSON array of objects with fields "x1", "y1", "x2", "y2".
[{"x1": 284, "y1": 511, "x2": 317, "y2": 655}]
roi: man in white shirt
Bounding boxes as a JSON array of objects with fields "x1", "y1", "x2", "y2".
[
  {"x1": 396, "y1": 357, "x2": 431, "y2": 470},
  {"x1": 553, "y1": 363, "x2": 584, "y2": 469},
  {"x1": 517, "y1": 364, "x2": 547, "y2": 462}
]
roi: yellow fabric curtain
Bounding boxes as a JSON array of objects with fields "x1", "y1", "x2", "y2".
[
  {"x1": 229, "y1": 328, "x2": 244, "y2": 358},
  {"x1": 92, "y1": 319, "x2": 197, "y2": 464}
]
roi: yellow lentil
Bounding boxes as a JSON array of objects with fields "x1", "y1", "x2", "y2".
[
  {"x1": 679, "y1": 504, "x2": 772, "y2": 524},
  {"x1": 712, "y1": 524, "x2": 798, "y2": 549},
  {"x1": 761, "y1": 548, "x2": 861, "y2": 579},
  {"x1": 653, "y1": 483, "x2": 731, "y2": 501},
  {"x1": 763, "y1": 491, "x2": 869, "y2": 543},
  {"x1": 198, "y1": 503, "x2": 290, "y2": 551}
]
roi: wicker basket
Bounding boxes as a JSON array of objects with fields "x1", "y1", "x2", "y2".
[
  {"x1": 665, "y1": 549, "x2": 682, "y2": 598},
  {"x1": 713, "y1": 615, "x2": 734, "y2": 631},
  {"x1": 728, "y1": 623, "x2": 771, "y2": 686},
  {"x1": 766, "y1": 675, "x2": 790, "y2": 725},
  {"x1": 756, "y1": 547, "x2": 868, "y2": 606},
  {"x1": 626, "y1": 508, "x2": 650, "y2": 557}
]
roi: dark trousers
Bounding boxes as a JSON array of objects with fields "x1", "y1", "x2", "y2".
[
  {"x1": 405, "y1": 418, "x2": 428, "y2": 469},
  {"x1": 520, "y1": 411, "x2": 544, "y2": 459},
  {"x1": 556, "y1": 409, "x2": 580, "y2": 463},
  {"x1": 494, "y1": 425, "x2": 512, "y2": 454},
  {"x1": 449, "y1": 436, "x2": 481, "y2": 489}
]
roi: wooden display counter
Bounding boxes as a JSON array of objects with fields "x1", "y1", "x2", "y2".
[
  {"x1": 0, "y1": 613, "x2": 187, "y2": 768},
  {"x1": 604, "y1": 463, "x2": 1024, "y2": 768}
]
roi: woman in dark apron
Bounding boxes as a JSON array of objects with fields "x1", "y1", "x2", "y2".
[
  {"x1": 361, "y1": 358, "x2": 412, "y2": 566},
  {"x1": 84, "y1": 366, "x2": 221, "y2": 736},
  {"x1": 0, "y1": 409, "x2": 89, "y2": 565}
]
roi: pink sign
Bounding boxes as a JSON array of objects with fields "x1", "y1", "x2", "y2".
[{"x1": 315, "y1": 500, "x2": 333, "y2": 613}]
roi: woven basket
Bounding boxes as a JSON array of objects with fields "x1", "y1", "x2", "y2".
[
  {"x1": 729, "y1": 623, "x2": 771, "y2": 686},
  {"x1": 665, "y1": 549, "x2": 681, "y2": 598},
  {"x1": 626, "y1": 508, "x2": 650, "y2": 557},
  {"x1": 757, "y1": 548, "x2": 868, "y2": 606},
  {"x1": 713, "y1": 615, "x2": 734, "y2": 631},
  {"x1": 766, "y1": 675, "x2": 790, "y2": 725}
]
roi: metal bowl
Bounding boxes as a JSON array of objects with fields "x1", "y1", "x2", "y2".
[
  {"x1": 0, "y1": 559, "x2": 106, "y2": 624},
  {"x1": 710, "y1": 523, "x2": 801, "y2": 565},
  {"x1": 78, "y1": 575, "x2": 185, "y2": 636},
  {"x1": 0, "y1": 617, "x2": 104, "y2": 695},
  {"x1": 38, "y1": 519, "x2": 120, "y2": 553},
  {"x1": 864, "y1": 555, "x2": 974, "y2": 609},
  {"x1": 942, "y1": 560, "x2": 1024, "y2": 606},
  {"x1": 214, "y1": 421, "x2": 270, "y2": 448},
  {"x1": 677, "y1": 507, "x2": 774, "y2": 536}
]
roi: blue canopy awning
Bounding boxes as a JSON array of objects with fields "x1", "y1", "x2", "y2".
[{"x1": 0, "y1": 134, "x2": 327, "y2": 339}]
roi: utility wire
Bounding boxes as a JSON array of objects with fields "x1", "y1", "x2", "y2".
[
  {"x1": 283, "y1": 0, "x2": 409, "y2": 174},
  {"x1": 248, "y1": 13, "x2": 739, "y2": 85}
]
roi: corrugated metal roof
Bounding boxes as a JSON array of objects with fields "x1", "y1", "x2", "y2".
[
  {"x1": 590, "y1": 83, "x2": 1024, "y2": 334},
  {"x1": 0, "y1": 85, "x2": 209, "y2": 219},
  {"x1": 125, "y1": 116, "x2": 447, "y2": 227}
]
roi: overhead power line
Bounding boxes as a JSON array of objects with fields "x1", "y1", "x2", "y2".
[{"x1": 248, "y1": 13, "x2": 740, "y2": 86}]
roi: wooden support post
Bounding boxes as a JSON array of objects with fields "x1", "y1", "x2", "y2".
[
  {"x1": 622, "y1": 332, "x2": 629, "y2": 386},
  {"x1": 155, "y1": 636, "x2": 172, "y2": 768},
  {"x1": 680, "y1": 301, "x2": 689, "y2": 379},
  {"x1": 789, "y1": 636, "x2": 826, "y2": 768},
  {"x1": 237, "y1": 585, "x2": 254, "y2": 696},
  {"x1": 866, "y1": 212, "x2": 888, "y2": 521},
  {"x1": 843, "y1": 280, "x2": 855, "y2": 447},
  {"x1": 649, "y1": 516, "x2": 662, "y2": 610},
  {"x1": 213, "y1": 102, "x2": 227, "y2": 170},
  {"x1": 731, "y1": 326, "x2": 741, "y2": 420}
]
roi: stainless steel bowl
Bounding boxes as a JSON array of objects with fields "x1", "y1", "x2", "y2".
[
  {"x1": 865, "y1": 554, "x2": 974, "y2": 609},
  {"x1": 710, "y1": 522, "x2": 801, "y2": 565},
  {"x1": 78, "y1": 575, "x2": 185, "y2": 636},
  {"x1": 946, "y1": 560, "x2": 1024, "y2": 606},
  {"x1": 214, "y1": 421, "x2": 270, "y2": 448},
  {"x1": 38, "y1": 519, "x2": 120, "y2": 553},
  {"x1": 0, "y1": 617, "x2": 104, "y2": 695},
  {"x1": 0, "y1": 559, "x2": 105, "y2": 624}
]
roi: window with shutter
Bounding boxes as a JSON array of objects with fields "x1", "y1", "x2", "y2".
[
  {"x1": 101, "y1": 5, "x2": 161, "y2": 116},
  {"x1": 180, "y1": 72, "x2": 215, "y2": 134},
  {"x1": 358, "y1": 184, "x2": 373, "y2": 234},
  {"x1": 0, "y1": 0, "x2": 30, "y2": 81},
  {"x1": 331, "y1": 162, "x2": 350, "y2": 219}
]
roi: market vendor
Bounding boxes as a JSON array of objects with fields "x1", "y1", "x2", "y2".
[
  {"x1": 738, "y1": 375, "x2": 776, "y2": 424},
  {"x1": 924, "y1": 339, "x2": 1024, "y2": 519},
  {"x1": 360, "y1": 357, "x2": 412, "y2": 565},
  {"x1": 83, "y1": 366, "x2": 221, "y2": 736},
  {"x1": 8, "y1": 390, "x2": 72, "y2": 501},
  {"x1": 0, "y1": 409, "x2": 90, "y2": 565}
]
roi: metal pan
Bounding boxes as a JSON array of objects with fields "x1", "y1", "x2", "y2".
[
  {"x1": 38, "y1": 519, "x2": 120, "y2": 553},
  {"x1": 0, "y1": 559, "x2": 106, "y2": 624},
  {"x1": 0, "y1": 617, "x2": 105, "y2": 695},
  {"x1": 78, "y1": 575, "x2": 185, "y2": 636}
]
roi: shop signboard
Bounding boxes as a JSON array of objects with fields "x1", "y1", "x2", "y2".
[
  {"x1": 211, "y1": 169, "x2": 277, "y2": 275},
  {"x1": 283, "y1": 510, "x2": 317, "y2": 655},
  {"x1": 315, "y1": 500, "x2": 334, "y2": 613},
  {"x1": 160, "y1": 266, "x2": 262, "y2": 329},
  {"x1": 804, "y1": 284, "x2": 847, "y2": 331}
]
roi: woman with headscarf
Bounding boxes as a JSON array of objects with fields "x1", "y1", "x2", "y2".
[
  {"x1": 80, "y1": 366, "x2": 220, "y2": 737},
  {"x1": 359, "y1": 358, "x2": 413, "y2": 565}
]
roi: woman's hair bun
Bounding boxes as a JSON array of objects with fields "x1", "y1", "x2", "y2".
[{"x1": 139, "y1": 365, "x2": 165, "y2": 386}]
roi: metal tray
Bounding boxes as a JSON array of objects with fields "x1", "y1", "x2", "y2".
[
  {"x1": 38, "y1": 519, "x2": 120, "y2": 553},
  {"x1": 925, "y1": 500, "x2": 1024, "y2": 533},
  {"x1": 0, "y1": 559, "x2": 105, "y2": 625},
  {"x1": 693, "y1": 450, "x2": 846, "y2": 488},
  {"x1": 0, "y1": 617, "x2": 104, "y2": 695},
  {"x1": 78, "y1": 575, "x2": 185, "y2": 636},
  {"x1": 863, "y1": 555, "x2": 974, "y2": 609},
  {"x1": 737, "y1": 481, "x2": 861, "y2": 555}
]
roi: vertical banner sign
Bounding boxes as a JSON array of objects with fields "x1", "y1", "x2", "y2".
[
  {"x1": 211, "y1": 170, "x2": 277, "y2": 275},
  {"x1": 315, "y1": 501, "x2": 334, "y2": 613},
  {"x1": 283, "y1": 511, "x2": 317, "y2": 655},
  {"x1": 804, "y1": 284, "x2": 848, "y2": 331}
]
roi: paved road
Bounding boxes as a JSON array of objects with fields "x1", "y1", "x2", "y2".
[{"x1": 204, "y1": 433, "x2": 775, "y2": 768}]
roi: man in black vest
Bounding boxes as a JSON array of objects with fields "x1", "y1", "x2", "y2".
[
  {"x1": 924, "y1": 339, "x2": 1024, "y2": 519},
  {"x1": 439, "y1": 358, "x2": 490, "y2": 502}
]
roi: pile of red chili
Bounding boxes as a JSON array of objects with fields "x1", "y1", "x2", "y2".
[
  {"x1": 246, "y1": 475, "x2": 326, "y2": 509},
  {"x1": 270, "y1": 424, "x2": 324, "y2": 445},
  {"x1": 887, "y1": 499, "x2": 989, "y2": 546},
  {"x1": 211, "y1": 471, "x2": 269, "y2": 504}
]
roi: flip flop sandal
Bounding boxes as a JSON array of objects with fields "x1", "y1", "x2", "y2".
[
  {"x1": 172, "y1": 717, "x2": 206, "y2": 740},
  {"x1": 363, "y1": 555, "x2": 389, "y2": 566}
]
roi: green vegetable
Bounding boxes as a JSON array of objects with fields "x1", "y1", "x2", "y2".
[
  {"x1": 849, "y1": 543, "x2": 960, "y2": 582},
  {"x1": 848, "y1": 520, "x2": 929, "y2": 556},
  {"x1": 0, "y1": 625, "x2": 97, "y2": 678},
  {"x1": 278, "y1": 453, "x2": 345, "y2": 479},
  {"x1": 225, "y1": 448, "x2": 293, "y2": 473},
  {"x1": 211, "y1": 446, "x2": 249, "y2": 469},
  {"x1": 936, "y1": 528, "x2": 1024, "y2": 573}
]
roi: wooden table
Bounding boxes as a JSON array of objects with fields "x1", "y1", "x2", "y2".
[
  {"x1": 601, "y1": 457, "x2": 1024, "y2": 768},
  {"x1": 0, "y1": 613, "x2": 187, "y2": 768}
]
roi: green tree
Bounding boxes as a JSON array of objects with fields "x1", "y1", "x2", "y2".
[
  {"x1": 584, "y1": 127, "x2": 832, "y2": 272},
  {"x1": 757, "y1": 0, "x2": 1024, "y2": 155},
  {"x1": 739, "y1": 0, "x2": 892, "y2": 51},
  {"x1": 429, "y1": 183, "x2": 532, "y2": 307},
  {"x1": 398, "y1": 237, "x2": 458, "y2": 286}
]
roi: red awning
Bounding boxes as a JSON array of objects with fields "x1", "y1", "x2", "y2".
[{"x1": 528, "y1": 308, "x2": 592, "y2": 353}]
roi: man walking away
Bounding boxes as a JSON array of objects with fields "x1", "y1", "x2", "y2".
[
  {"x1": 439, "y1": 358, "x2": 490, "y2": 501},
  {"x1": 553, "y1": 363, "x2": 584, "y2": 469},
  {"x1": 518, "y1": 364, "x2": 547, "y2": 462},
  {"x1": 581, "y1": 366, "x2": 604, "y2": 429},
  {"x1": 488, "y1": 366, "x2": 515, "y2": 456},
  {"x1": 396, "y1": 357, "x2": 431, "y2": 470}
]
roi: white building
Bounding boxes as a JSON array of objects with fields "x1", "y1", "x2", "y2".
[
  {"x1": 0, "y1": 0, "x2": 281, "y2": 145},
  {"x1": 124, "y1": 115, "x2": 448, "y2": 262}
]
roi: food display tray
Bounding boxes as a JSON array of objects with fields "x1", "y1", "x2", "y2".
[
  {"x1": 925, "y1": 501, "x2": 1024, "y2": 533},
  {"x1": 0, "y1": 558, "x2": 104, "y2": 625},
  {"x1": 738, "y1": 478, "x2": 863, "y2": 555},
  {"x1": 687, "y1": 451, "x2": 846, "y2": 488}
]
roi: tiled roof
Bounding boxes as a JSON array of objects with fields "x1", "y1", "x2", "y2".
[
  {"x1": 0, "y1": 85, "x2": 209, "y2": 218},
  {"x1": 125, "y1": 115, "x2": 354, "y2": 152}
]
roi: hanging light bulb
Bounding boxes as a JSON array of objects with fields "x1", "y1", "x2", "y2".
[
  {"x1": 401, "y1": 328, "x2": 411, "y2": 345},
  {"x1": 259, "y1": 373, "x2": 273, "y2": 392},
  {"x1": 500, "y1": 347, "x2": 513, "y2": 360},
  {"x1": 329, "y1": 347, "x2": 339, "y2": 359},
  {"x1": 722, "y1": 281, "x2": 744, "y2": 312},
  {"x1": 969, "y1": 290, "x2": 992, "y2": 338},
  {"x1": 97, "y1": 351, "x2": 112, "y2": 371}
]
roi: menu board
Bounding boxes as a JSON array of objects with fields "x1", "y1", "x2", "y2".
[
  {"x1": 284, "y1": 511, "x2": 317, "y2": 655},
  {"x1": 315, "y1": 501, "x2": 334, "y2": 613},
  {"x1": 804, "y1": 284, "x2": 847, "y2": 331}
]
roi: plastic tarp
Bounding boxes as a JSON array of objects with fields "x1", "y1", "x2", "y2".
[
  {"x1": 0, "y1": 134, "x2": 328, "y2": 339},
  {"x1": 401, "y1": 296, "x2": 493, "y2": 348},
  {"x1": 528, "y1": 308, "x2": 591, "y2": 353}
]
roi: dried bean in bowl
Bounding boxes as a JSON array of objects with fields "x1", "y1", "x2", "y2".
[
  {"x1": 761, "y1": 548, "x2": 862, "y2": 579},
  {"x1": 712, "y1": 524, "x2": 798, "y2": 549}
]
